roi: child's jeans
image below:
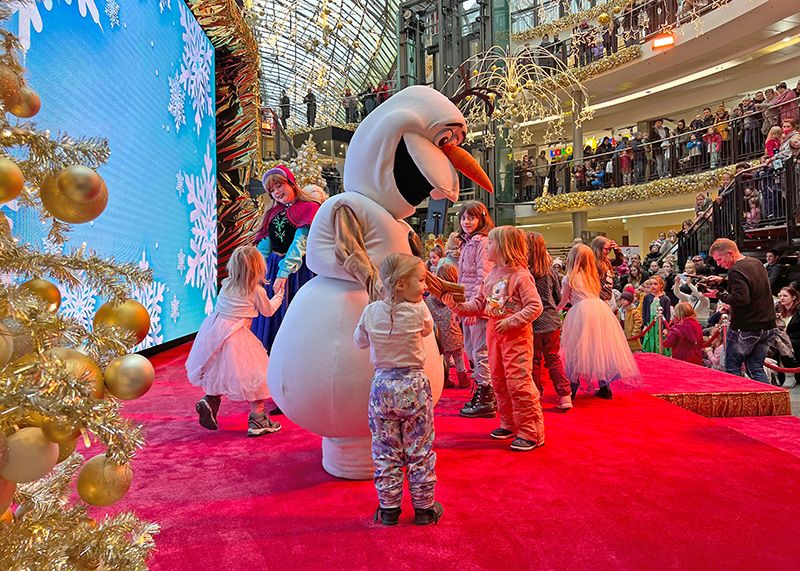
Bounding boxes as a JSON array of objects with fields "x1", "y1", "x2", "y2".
[
  {"x1": 443, "y1": 350, "x2": 466, "y2": 372},
  {"x1": 368, "y1": 367, "x2": 436, "y2": 509},
  {"x1": 486, "y1": 322, "x2": 545, "y2": 445},
  {"x1": 463, "y1": 319, "x2": 491, "y2": 387},
  {"x1": 532, "y1": 329, "x2": 572, "y2": 397}
]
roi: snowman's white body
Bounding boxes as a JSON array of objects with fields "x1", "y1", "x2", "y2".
[
  {"x1": 268, "y1": 86, "x2": 471, "y2": 479},
  {"x1": 268, "y1": 192, "x2": 444, "y2": 479}
]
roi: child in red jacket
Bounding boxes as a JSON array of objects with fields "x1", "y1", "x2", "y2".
[{"x1": 663, "y1": 302, "x2": 704, "y2": 366}]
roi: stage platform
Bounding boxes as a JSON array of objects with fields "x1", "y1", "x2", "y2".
[
  {"x1": 715, "y1": 415, "x2": 800, "y2": 459},
  {"x1": 108, "y1": 343, "x2": 800, "y2": 570},
  {"x1": 635, "y1": 353, "x2": 792, "y2": 417}
]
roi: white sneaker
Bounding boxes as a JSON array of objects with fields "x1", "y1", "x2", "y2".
[{"x1": 557, "y1": 395, "x2": 573, "y2": 409}]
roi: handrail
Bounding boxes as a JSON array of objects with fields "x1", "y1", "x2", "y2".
[{"x1": 264, "y1": 106, "x2": 298, "y2": 159}]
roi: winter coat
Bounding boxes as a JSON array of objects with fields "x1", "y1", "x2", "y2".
[
  {"x1": 663, "y1": 318, "x2": 704, "y2": 365},
  {"x1": 458, "y1": 234, "x2": 493, "y2": 305}
]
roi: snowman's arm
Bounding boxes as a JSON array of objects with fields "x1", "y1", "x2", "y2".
[
  {"x1": 333, "y1": 203, "x2": 382, "y2": 301},
  {"x1": 406, "y1": 227, "x2": 466, "y2": 302}
]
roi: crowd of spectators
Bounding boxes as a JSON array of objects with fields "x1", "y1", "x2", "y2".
[{"x1": 514, "y1": 77, "x2": 800, "y2": 200}]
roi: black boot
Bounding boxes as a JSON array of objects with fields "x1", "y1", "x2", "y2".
[
  {"x1": 596, "y1": 384, "x2": 613, "y2": 399},
  {"x1": 456, "y1": 371, "x2": 470, "y2": 388},
  {"x1": 413, "y1": 502, "x2": 443, "y2": 525},
  {"x1": 460, "y1": 384, "x2": 497, "y2": 418},
  {"x1": 459, "y1": 386, "x2": 480, "y2": 416},
  {"x1": 373, "y1": 506, "x2": 401, "y2": 526}
]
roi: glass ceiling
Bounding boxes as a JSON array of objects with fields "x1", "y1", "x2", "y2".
[{"x1": 248, "y1": 0, "x2": 400, "y2": 127}]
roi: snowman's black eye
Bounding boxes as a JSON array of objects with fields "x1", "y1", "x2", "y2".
[{"x1": 434, "y1": 128, "x2": 456, "y2": 147}]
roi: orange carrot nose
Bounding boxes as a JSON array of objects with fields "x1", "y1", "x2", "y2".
[{"x1": 442, "y1": 144, "x2": 494, "y2": 193}]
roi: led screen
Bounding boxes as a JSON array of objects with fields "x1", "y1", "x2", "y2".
[{"x1": 4, "y1": 0, "x2": 217, "y2": 350}]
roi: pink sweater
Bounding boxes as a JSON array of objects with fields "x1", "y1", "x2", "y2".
[
  {"x1": 455, "y1": 265, "x2": 543, "y2": 329},
  {"x1": 458, "y1": 234, "x2": 493, "y2": 303}
]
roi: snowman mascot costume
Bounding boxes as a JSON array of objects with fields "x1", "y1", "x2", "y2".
[{"x1": 268, "y1": 85, "x2": 493, "y2": 479}]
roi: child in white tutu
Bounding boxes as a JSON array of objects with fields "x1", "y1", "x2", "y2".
[
  {"x1": 559, "y1": 244, "x2": 641, "y2": 399},
  {"x1": 186, "y1": 246, "x2": 285, "y2": 437}
]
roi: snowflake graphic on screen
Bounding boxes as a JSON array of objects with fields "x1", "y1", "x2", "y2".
[
  {"x1": 170, "y1": 294, "x2": 180, "y2": 323},
  {"x1": 105, "y1": 0, "x2": 119, "y2": 29},
  {"x1": 132, "y1": 250, "x2": 166, "y2": 351},
  {"x1": 60, "y1": 273, "x2": 98, "y2": 329},
  {"x1": 177, "y1": 248, "x2": 186, "y2": 273},
  {"x1": 12, "y1": 0, "x2": 102, "y2": 52},
  {"x1": 41, "y1": 235, "x2": 62, "y2": 256},
  {"x1": 178, "y1": 2, "x2": 213, "y2": 136},
  {"x1": 184, "y1": 142, "x2": 217, "y2": 315},
  {"x1": 176, "y1": 171, "x2": 185, "y2": 197},
  {"x1": 168, "y1": 72, "x2": 186, "y2": 133},
  {"x1": 159, "y1": 0, "x2": 171, "y2": 13}
]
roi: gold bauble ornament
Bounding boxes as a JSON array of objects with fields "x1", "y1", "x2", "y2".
[
  {"x1": 56, "y1": 436, "x2": 76, "y2": 464},
  {"x1": 40, "y1": 166, "x2": 109, "y2": 224},
  {"x1": 46, "y1": 347, "x2": 104, "y2": 399},
  {"x1": 42, "y1": 419, "x2": 80, "y2": 444},
  {"x1": 613, "y1": 6, "x2": 623, "y2": 14},
  {"x1": 20, "y1": 278, "x2": 61, "y2": 311},
  {"x1": 18, "y1": 409, "x2": 47, "y2": 428},
  {"x1": 0, "y1": 65, "x2": 22, "y2": 108},
  {"x1": 8, "y1": 86, "x2": 41, "y2": 118},
  {"x1": 0, "y1": 477, "x2": 15, "y2": 513},
  {"x1": 0, "y1": 158, "x2": 24, "y2": 203},
  {"x1": 104, "y1": 354, "x2": 155, "y2": 400},
  {"x1": 0, "y1": 318, "x2": 34, "y2": 362},
  {"x1": 76, "y1": 454, "x2": 132, "y2": 506},
  {"x1": 0, "y1": 427, "x2": 59, "y2": 483},
  {"x1": 598, "y1": 12, "x2": 611, "y2": 26},
  {"x1": 93, "y1": 299, "x2": 150, "y2": 344}
]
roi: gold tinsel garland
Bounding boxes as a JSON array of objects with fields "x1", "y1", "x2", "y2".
[
  {"x1": 287, "y1": 122, "x2": 356, "y2": 137},
  {"x1": 511, "y1": 0, "x2": 631, "y2": 42},
  {"x1": 534, "y1": 167, "x2": 734, "y2": 213},
  {"x1": 0, "y1": 454, "x2": 158, "y2": 570},
  {"x1": 569, "y1": 45, "x2": 642, "y2": 82}
]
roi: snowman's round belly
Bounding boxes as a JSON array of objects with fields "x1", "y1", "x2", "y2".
[{"x1": 268, "y1": 276, "x2": 444, "y2": 437}]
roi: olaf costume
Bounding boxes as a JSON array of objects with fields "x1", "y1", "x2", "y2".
[{"x1": 267, "y1": 86, "x2": 493, "y2": 479}]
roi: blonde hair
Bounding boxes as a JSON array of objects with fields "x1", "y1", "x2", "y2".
[
  {"x1": 767, "y1": 125, "x2": 783, "y2": 141},
  {"x1": 259, "y1": 172, "x2": 321, "y2": 229},
  {"x1": 566, "y1": 244, "x2": 600, "y2": 296},
  {"x1": 488, "y1": 226, "x2": 528, "y2": 269},
  {"x1": 673, "y1": 301, "x2": 697, "y2": 322},
  {"x1": 436, "y1": 262, "x2": 458, "y2": 283},
  {"x1": 379, "y1": 253, "x2": 424, "y2": 304},
  {"x1": 226, "y1": 245, "x2": 266, "y2": 295},
  {"x1": 526, "y1": 231, "x2": 552, "y2": 279}
]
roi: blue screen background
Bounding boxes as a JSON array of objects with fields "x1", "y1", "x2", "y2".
[{"x1": 4, "y1": 0, "x2": 217, "y2": 351}]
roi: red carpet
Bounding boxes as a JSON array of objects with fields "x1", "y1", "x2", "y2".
[
  {"x1": 101, "y1": 344, "x2": 800, "y2": 570},
  {"x1": 635, "y1": 353, "x2": 791, "y2": 417},
  {"x1": 716, "y1": 416, "x2": 800, "y2": 459}
]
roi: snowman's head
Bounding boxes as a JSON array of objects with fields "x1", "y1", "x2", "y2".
[{"x1": 343, "y1": 85, "x2": 493, "y2": 219}]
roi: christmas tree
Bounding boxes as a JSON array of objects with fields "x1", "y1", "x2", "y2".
[
  {"x1": 0, "y1": 5, "x2": 158, "y2": 569},
  {"x1": 291, "y1": 135, "x2": 326, "y2": 189}
]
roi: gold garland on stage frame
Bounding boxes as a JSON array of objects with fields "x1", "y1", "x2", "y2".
[
  {"x1": 533, "y1": 166, "x2": 735, "y2": 213},
  {"x1": 0, "y1": 5, "x2": 158, "y2": 568},
  {"x1": 184, "y1": 0, "x2": 264, "y2": 282}
]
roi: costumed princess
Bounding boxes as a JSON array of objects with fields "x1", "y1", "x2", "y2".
[
  {"x1": 251, "y1": 165, "x2": 322, "y2": 353},
  {"x1": 267, "y1": 85, "x2": 493, "y2": 479},
  {"x1": 558, "y1": 244, "x2": 641, "y2": 399}
]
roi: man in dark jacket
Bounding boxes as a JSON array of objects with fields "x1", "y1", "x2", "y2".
[
  {"x1": 704, "y1": 239, "x2": 777, "y2": 383},
  {"x1": 649, "y1": 118, "x2": 671, "y2": 178},
  {"x1": 764, "y1": 249, "x2": 786, "y2": 296},
  {"x1": 279, "y1": 90, "x2": 290, "y2": 129}
]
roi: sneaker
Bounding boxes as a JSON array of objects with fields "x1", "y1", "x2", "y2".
[
  {"x1": 413, "y1": 501, "x2": 443, "y2": 525},
  {"x1": 373, "y1": 506, "x2": 401, "y2": 526},
  {"x1": 196, "y1": 396, "x2": 220, "y2": 430},
  {"x1": 557, "y1": 394, "x2": 573, "y2": 409},
  {"x1": 490, "y1": 427, "x2": 515, "y2": 440},
  {"x1": 247, "y1": 414, "x2": 282, "y2": 437},
  {"x1": 510, "y1": 437, "x2": 540, "y2": 452}
]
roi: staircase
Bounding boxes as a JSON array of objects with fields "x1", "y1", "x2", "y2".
[{"x1": 676, "y1": 158, "x2": 799, "y2": 267}]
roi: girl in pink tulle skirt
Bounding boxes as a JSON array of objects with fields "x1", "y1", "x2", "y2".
[
  {"x1": 558, "y1": 244, "x2": 641, "y2": 399},
  {"x1": 186, "y1": 246, "x2": 285, "y2": 437}
]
